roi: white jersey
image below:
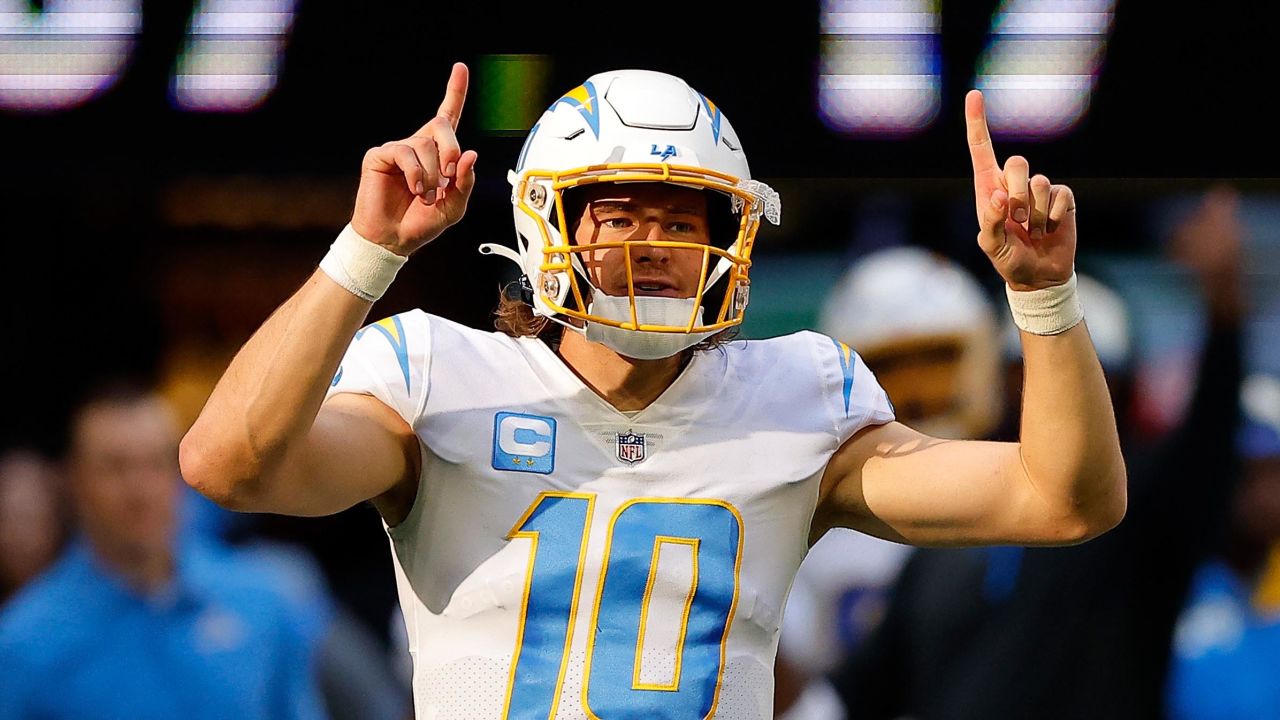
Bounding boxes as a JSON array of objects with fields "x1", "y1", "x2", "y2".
[{"x1": 327, "y1": 311, "x2": 893, "y2": 720}]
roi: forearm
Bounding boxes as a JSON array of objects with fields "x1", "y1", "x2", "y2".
[
  {"x1": 179, "y1": 66, "x2": 475, "y2": 512},
  {"x1": 181, "y1": 271, "x2": 372, "y2": 503},
  {"x1": 1017, "y1": 320, "x2": 1127, "y2": 533}
]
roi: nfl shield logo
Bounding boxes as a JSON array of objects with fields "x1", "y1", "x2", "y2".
[{"x1": 616, "y1": 431, "x2": 646, "y2": 464}]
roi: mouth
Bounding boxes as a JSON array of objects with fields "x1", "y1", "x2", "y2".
[{"x1": 629, "y1": 279, "x2": 684, "y2": 298}]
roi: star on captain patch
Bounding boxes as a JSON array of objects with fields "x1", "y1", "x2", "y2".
[{"x1": 616, "y1": 431, "x2": 646, "y2": 465}]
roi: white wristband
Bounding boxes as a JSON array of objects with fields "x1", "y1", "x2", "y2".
[
  {"x1": 1006, "y1": 272, "x2": 1084, "y2": 335},
  {"x1": 319, "y1": 224, "x2": 407, "y2": 302}
]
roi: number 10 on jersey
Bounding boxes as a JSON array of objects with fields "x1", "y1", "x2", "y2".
[{"x1": 503, "y1": 492, "x2": 744, "y2": 719}]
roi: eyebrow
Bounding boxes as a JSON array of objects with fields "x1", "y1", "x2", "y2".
[{"x1": 589, "y1": 200, "x2": 703, "y2": 215}]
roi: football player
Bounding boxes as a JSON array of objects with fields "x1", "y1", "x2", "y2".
[
  {"x1": 777, "y1": 246, "x2": 1003, "y2": 719},
  {"x1": 181, "y1": 63, "x2": 1126, "y2": 719}
]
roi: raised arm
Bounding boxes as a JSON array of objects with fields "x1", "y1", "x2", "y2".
[
  {"x1": 814, "y1": 90, "x2": 1126, "y2": 546},
  {"x1": 180, "y1": 63, "x2": 478, "y2": 521}
]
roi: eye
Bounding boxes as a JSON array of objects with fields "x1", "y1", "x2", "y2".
[
  {"x1": 668, "y1": 221, "x2": 698, "y2": 234},
  {"x1": 601, "y1": 217, "x2": 633, "y2": 229}
]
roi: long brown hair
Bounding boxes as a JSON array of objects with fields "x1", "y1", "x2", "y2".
[{"x1": 494, "y1": 288, "x2": 557, "y2": 341}]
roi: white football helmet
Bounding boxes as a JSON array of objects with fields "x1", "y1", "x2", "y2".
[
  {"x1": 819, "y1": 246, "x2": 1002, "y2": 439},
  {"x1": 480, "y1": 69, "x2": 781, "y2": 359}
]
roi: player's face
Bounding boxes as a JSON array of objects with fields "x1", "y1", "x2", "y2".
[
  {"x1": 69, "y1": 397, "x2": 180, "y2": 564},
  {"x1": 570, "y1": 183, "x2": 711, "y2": 299}
]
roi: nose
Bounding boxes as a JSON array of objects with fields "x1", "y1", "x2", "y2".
[{"x1": 631, "y1": 221, "x2": 672, "y2": 264}]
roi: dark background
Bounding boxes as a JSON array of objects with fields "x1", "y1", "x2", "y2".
[
  {"x1": 6, "y1": 1, "x2": 1278, "y2": 176},
  {"x1": 3, "y1": 0, "x2": 1277, "y2": 449}
]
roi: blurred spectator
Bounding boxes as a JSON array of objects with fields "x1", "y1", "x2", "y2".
[
  {"x1": 0, "y1": 450, "x2": 68, "y2": 605},
  {"x1": 1166, "y1": 373, "x2": 1280, "y2": 719},
  {"x1": 0, "y1": 382, "x2": 328, "y2": 720},
  {"x1": 181, "y1": 485, "x2": 411, "y2": 720},
  {"x1": 154, "y1": 250, "x2": 412, "y2": 720},
  {"x1": 834, "y1": 186, "x2": 1247, "y2": 719},
  {"x1": 776, "y1": 246, "x2": 1002, "y2": 719},
  {"x1": 819, "y1": 246, "x2": 1003, "y2": 439},
  {"x1": 158, "y1": 260, "x2": 405, "y2": 656}
]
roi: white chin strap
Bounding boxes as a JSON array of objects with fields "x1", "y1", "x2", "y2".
[{"x1": 583, "y1": 289, "x2": 717, "y2": 360}]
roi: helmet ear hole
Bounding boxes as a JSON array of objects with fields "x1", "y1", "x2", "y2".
[
  {"x1": 556, "y1": 188, "x2": 585, "y2": 241},
  {"x1": 706, "y1": 192, "x2": 739, "y2": 248}
]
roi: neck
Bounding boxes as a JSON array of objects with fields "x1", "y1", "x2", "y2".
[
  {"x1": 89, "y1": 537, "x2": 174, "y2": 595},
  {"x1": 557, "y1": 330, "x2": 689, "y2": 412}
]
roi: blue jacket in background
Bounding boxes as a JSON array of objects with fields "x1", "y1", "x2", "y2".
[
  {"x1": 0, "y1": 537, "x2": 328, "y2": 720},
  {"x1": 1168, "y1": 560, "x2": 1280, "y2": 720}
]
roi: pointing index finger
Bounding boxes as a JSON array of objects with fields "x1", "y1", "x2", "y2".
[
  {"x1": 965, "y1": 89, "x2": 999, "y2": 176},
  {"x1": 435, "y1": 62, "x2": 469, "y2": 131}
]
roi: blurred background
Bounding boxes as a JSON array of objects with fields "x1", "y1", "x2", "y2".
[{"x1": 3, "y1": 1, "x2": 1280, "y2": 718}]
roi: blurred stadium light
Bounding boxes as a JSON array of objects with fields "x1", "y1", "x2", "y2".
[
  {"x1": 170, "y1": 0, "x2": 298, "y2": 112},
  {"x1": 0, "y1": 0, "x2": 141, "y2": 111}
]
